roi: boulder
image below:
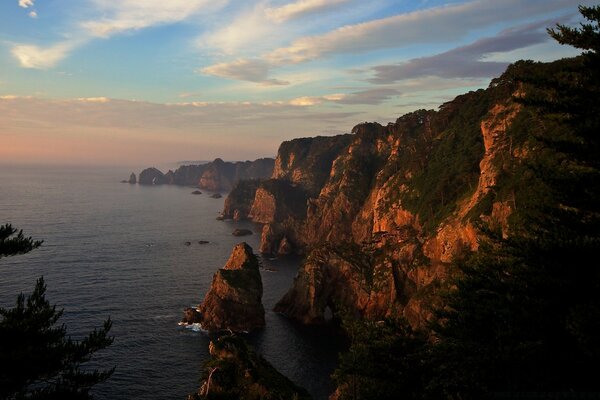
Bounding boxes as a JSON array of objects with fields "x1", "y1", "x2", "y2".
[{"x1": 232, "y1": 228, "x2": 253, "y2": 237}]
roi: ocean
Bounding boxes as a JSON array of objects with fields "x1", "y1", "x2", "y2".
[{"x1": 0, "y1": 165, "x2": 339, "y2": 399}]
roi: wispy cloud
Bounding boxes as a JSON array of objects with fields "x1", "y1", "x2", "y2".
[
  {"x1": 197, "y1": 4, "x2": 276, "y2": 56},
  {"x1": 265, "y1": 0, "x2": 579, "y2": 65},
  {"x1": 368, "y1": 19, "x2": 560, "y2": 84},
  {"x1": 290, "y1": 87, "x2": 401, "y2": 106},
  {"x1": 0, "y1": 95, "x2": 364, "y2": 164},
  {"x1": 82, "y1": 0, "x2": 227, "y2": 38},
  {"x1": 28, "y1": 10, "x2": 38, "y2": 18},
  {"x1": 200, "y1": 59, "x2": 289, "y2": 86},
  {"x1": 265, "y1": 0, "x2": 351, "y2": 22},
  {"x1": 11, "y1": 41, "x2": 79, "y2": 69}
]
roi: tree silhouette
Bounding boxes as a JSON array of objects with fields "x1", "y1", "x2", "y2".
[{"x1": 0, "y1": 225, "x2": 114, "y2": 400}]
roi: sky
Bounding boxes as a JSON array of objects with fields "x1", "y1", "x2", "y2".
[{"x1": 0, "y1": 0, "x2": 589, "y2": 166}]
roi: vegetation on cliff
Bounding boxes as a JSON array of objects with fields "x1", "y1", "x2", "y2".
[
  {"x1": 189, "y1": 336, "x2": 311, "y2": 400},
  {"x1": 331, "y1": 6, "x2": 600, "y2": 399}
]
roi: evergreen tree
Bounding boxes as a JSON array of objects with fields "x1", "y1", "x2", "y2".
[
  {"x1": 332, "y1": 316, "x2": 428, "y2": 400},
  {"x1": 428, "y1": 6, "x2": 600, "y2": 398},
  {"x1": 0, "y1": 226, "x2": 114, "y2": 400},
  {"x1": 0, "y1": 224, "x2": 43, "y2": 259}
]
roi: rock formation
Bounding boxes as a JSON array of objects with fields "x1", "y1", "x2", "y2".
[
  {"x1": 188, "y1": 336, "x2": 311, "y2": 400},
  {"x1": 232, "y1": 229, "x2": 253, "y2": 237},
  {"x1": 221, "y1": 68, "x2": 529, "y2": 328},
  {"x1": 137, "y1": 157, "x2": 274, "y2": 191},
  {"x1": 196, "y1": 242, "x2": 265, "y2": 333},
  {"x1": 128, "y1": 172, "x2": 136, "y2": 184},
  {"x1": 138, "y1": 167, "x2": 166, "y2": 185}
]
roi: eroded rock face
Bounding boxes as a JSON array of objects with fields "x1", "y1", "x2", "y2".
[
  {"x1": 197, "y1": 243, "x2": 265, "y2": 333},
  {"x1": 138, "y1": 167, "x2": 166, "y2": 185},
  {"x1": 188, "y1": 336, "x2": 311, "y2": 400},
  {"x1": 218, "y1": 72, "x2": 530, "y2": 330}
]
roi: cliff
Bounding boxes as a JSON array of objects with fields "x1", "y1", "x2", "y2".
[
  {"x1": 195, "y1": 242, "x2": 265, "y2": 333},
  {"x1": 188, "y1": 336, "x2": 311, "y2": 400},
  {"x1": 223, "y1": 64, "x2": 529, "y2": 328},
  {"x1": 138, "y1": 157, "x2": 274, "y2": 191}
]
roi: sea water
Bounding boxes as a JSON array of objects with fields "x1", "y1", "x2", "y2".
[{"x1": 0, "y1": 165, "x2": 339, "y2": 399}]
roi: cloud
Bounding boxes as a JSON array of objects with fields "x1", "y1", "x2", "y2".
[
  {"x1": 11, "y1": 41, "x2": 78, "y2": 69},
  {"x1": 0, "y1": 95, "x2": 364, "y2": 164},
  {"x1": 18, "y1": 0, "x2": 34, "y2": 8},
  {"x1": 82, "y1": 0, "x2": 227, "y2": 38},
  {"x1": 368, "y1": 19, "x2": 558, "y2": 84},
  {"x1": 28, "y1": 10, "x2": 37, "y2": 18},
  {"x1": 290, "y1": 88, "x2": 401, "y2": 106},
  {"x1": 197, "y1": 5, "x2": 276, "y2": 55},
  {"x1": 333, "y1": 88, "x2": 401, "y2": 105},
  {"x1": 265, "y1": 0, "x2": 580, "y2": 65},
  {"x1": 289, "y1": 96, "x2": 322, "y2": 106},
  {"x1": 200, "y1": 59, "x2": 289, "y2": 85},
  {"x1": 265, "y1": 0, "x2": 351, "y2": 22},
  {"x1": 77, "y1": 97, "x2": 111, "y2": 103}
]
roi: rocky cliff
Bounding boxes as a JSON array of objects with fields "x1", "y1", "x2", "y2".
[
  {"x1": 188, "y1": 336, "x2": 311, "y2": 400},
  {"x1": 195, "y1": 242, "x2": 265, "y2": 333},
  {"x1": 223, "y1": 66, "x2": 529, "y2": 328},
  {"x1": 138, "y1": 157, "x2": 274, "y2": 191}
]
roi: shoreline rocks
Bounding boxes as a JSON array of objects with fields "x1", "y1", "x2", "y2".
[{"x1": 232, "y1": 228, "x2": 252, "y2": 236}]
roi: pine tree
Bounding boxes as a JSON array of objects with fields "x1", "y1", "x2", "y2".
[
  {"x1": 428, "y1": 6, "x2": 600, "y2": 397},
  {"x1": 0, "y1": 226, "x2": 114, "y2": 400},
  {"x1": 0, "y1": 224, "x2": 43, "y2": 258}
]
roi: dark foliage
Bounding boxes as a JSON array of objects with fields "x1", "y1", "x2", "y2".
[
  {"x1": 332, "y1": 316, "x2": 428, "y2": 400},
  {"x1": 0, "y1": 224, "x2": 43, "y2": 259},
  {"x1": 0, "y1": 227, "x2": 113, "y2": 400},
  {"x1": 332, "y1": 6, "x2": 600, "y2": 399}
]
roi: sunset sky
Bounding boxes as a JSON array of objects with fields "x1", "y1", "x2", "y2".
[{"x1": 0, "y1": 0, "x2": 588, "y2": 166}]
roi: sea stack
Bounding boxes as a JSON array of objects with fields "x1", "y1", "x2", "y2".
[
  {"x1": 128, "y1": 172, "x2": 137, "y2": 184},
  {"x1": 195, "y1": 242, "x2": 265, "y2": 333}
]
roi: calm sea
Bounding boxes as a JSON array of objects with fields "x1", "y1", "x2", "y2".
[{"x1": 0, "y1": 165, "x2": 339, "y2": 399}]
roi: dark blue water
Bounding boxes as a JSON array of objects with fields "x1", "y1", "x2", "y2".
[{"x1": 0, "y1": 165, "x2": 339, "y2": 399}]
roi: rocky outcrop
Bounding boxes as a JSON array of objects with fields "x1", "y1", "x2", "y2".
[
  {"x1": 138, "y1": 167, "x2": 166, "y2": 185},
  {"x1": 232, "y1": 228, "x2": 253, "y2": 237},
  {"x1": 128, "y1": 172, "x2": 136, "y2": 184},
  {"x1": 221, "y1": 179, "x2": 262, "y2": 220},
  {"x1": 138, "y1": 158, "x2": 274, "y2": 191},
  {"x1": 188, "y1": 336, "x2": 311, "y2": 400},
  {"x1": 196, "y1": 243, "x2": 264, "y2": 333},
  {"x1": 181, "y1": 307, "x2": 202, "y2": 324},
  {"x1": 219, "y1": 71, "x2": 531, "y2": 329},
  {"x1": 272, "y1": 135, "x2": 353, "y2": 196}
]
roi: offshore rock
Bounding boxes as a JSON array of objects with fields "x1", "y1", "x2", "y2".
[
  {"x1": 181, "y1": 307, "x2": 202, "y2": 324},
  {"x1": 128, "y1": 172, "x2": 136, "y2": 184},
  {"x1": 188, "y1": 336, "x2": 311, "y2": 400},
  {"x1": 232, "y1": 228, "x2": 253, "y2": 237},
  {"x1": 197, "y1": 243, "x2": 265, "y2": 333},
  {"x1": 138, "y1": 167, "x2": 166, "y2": 185}
]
